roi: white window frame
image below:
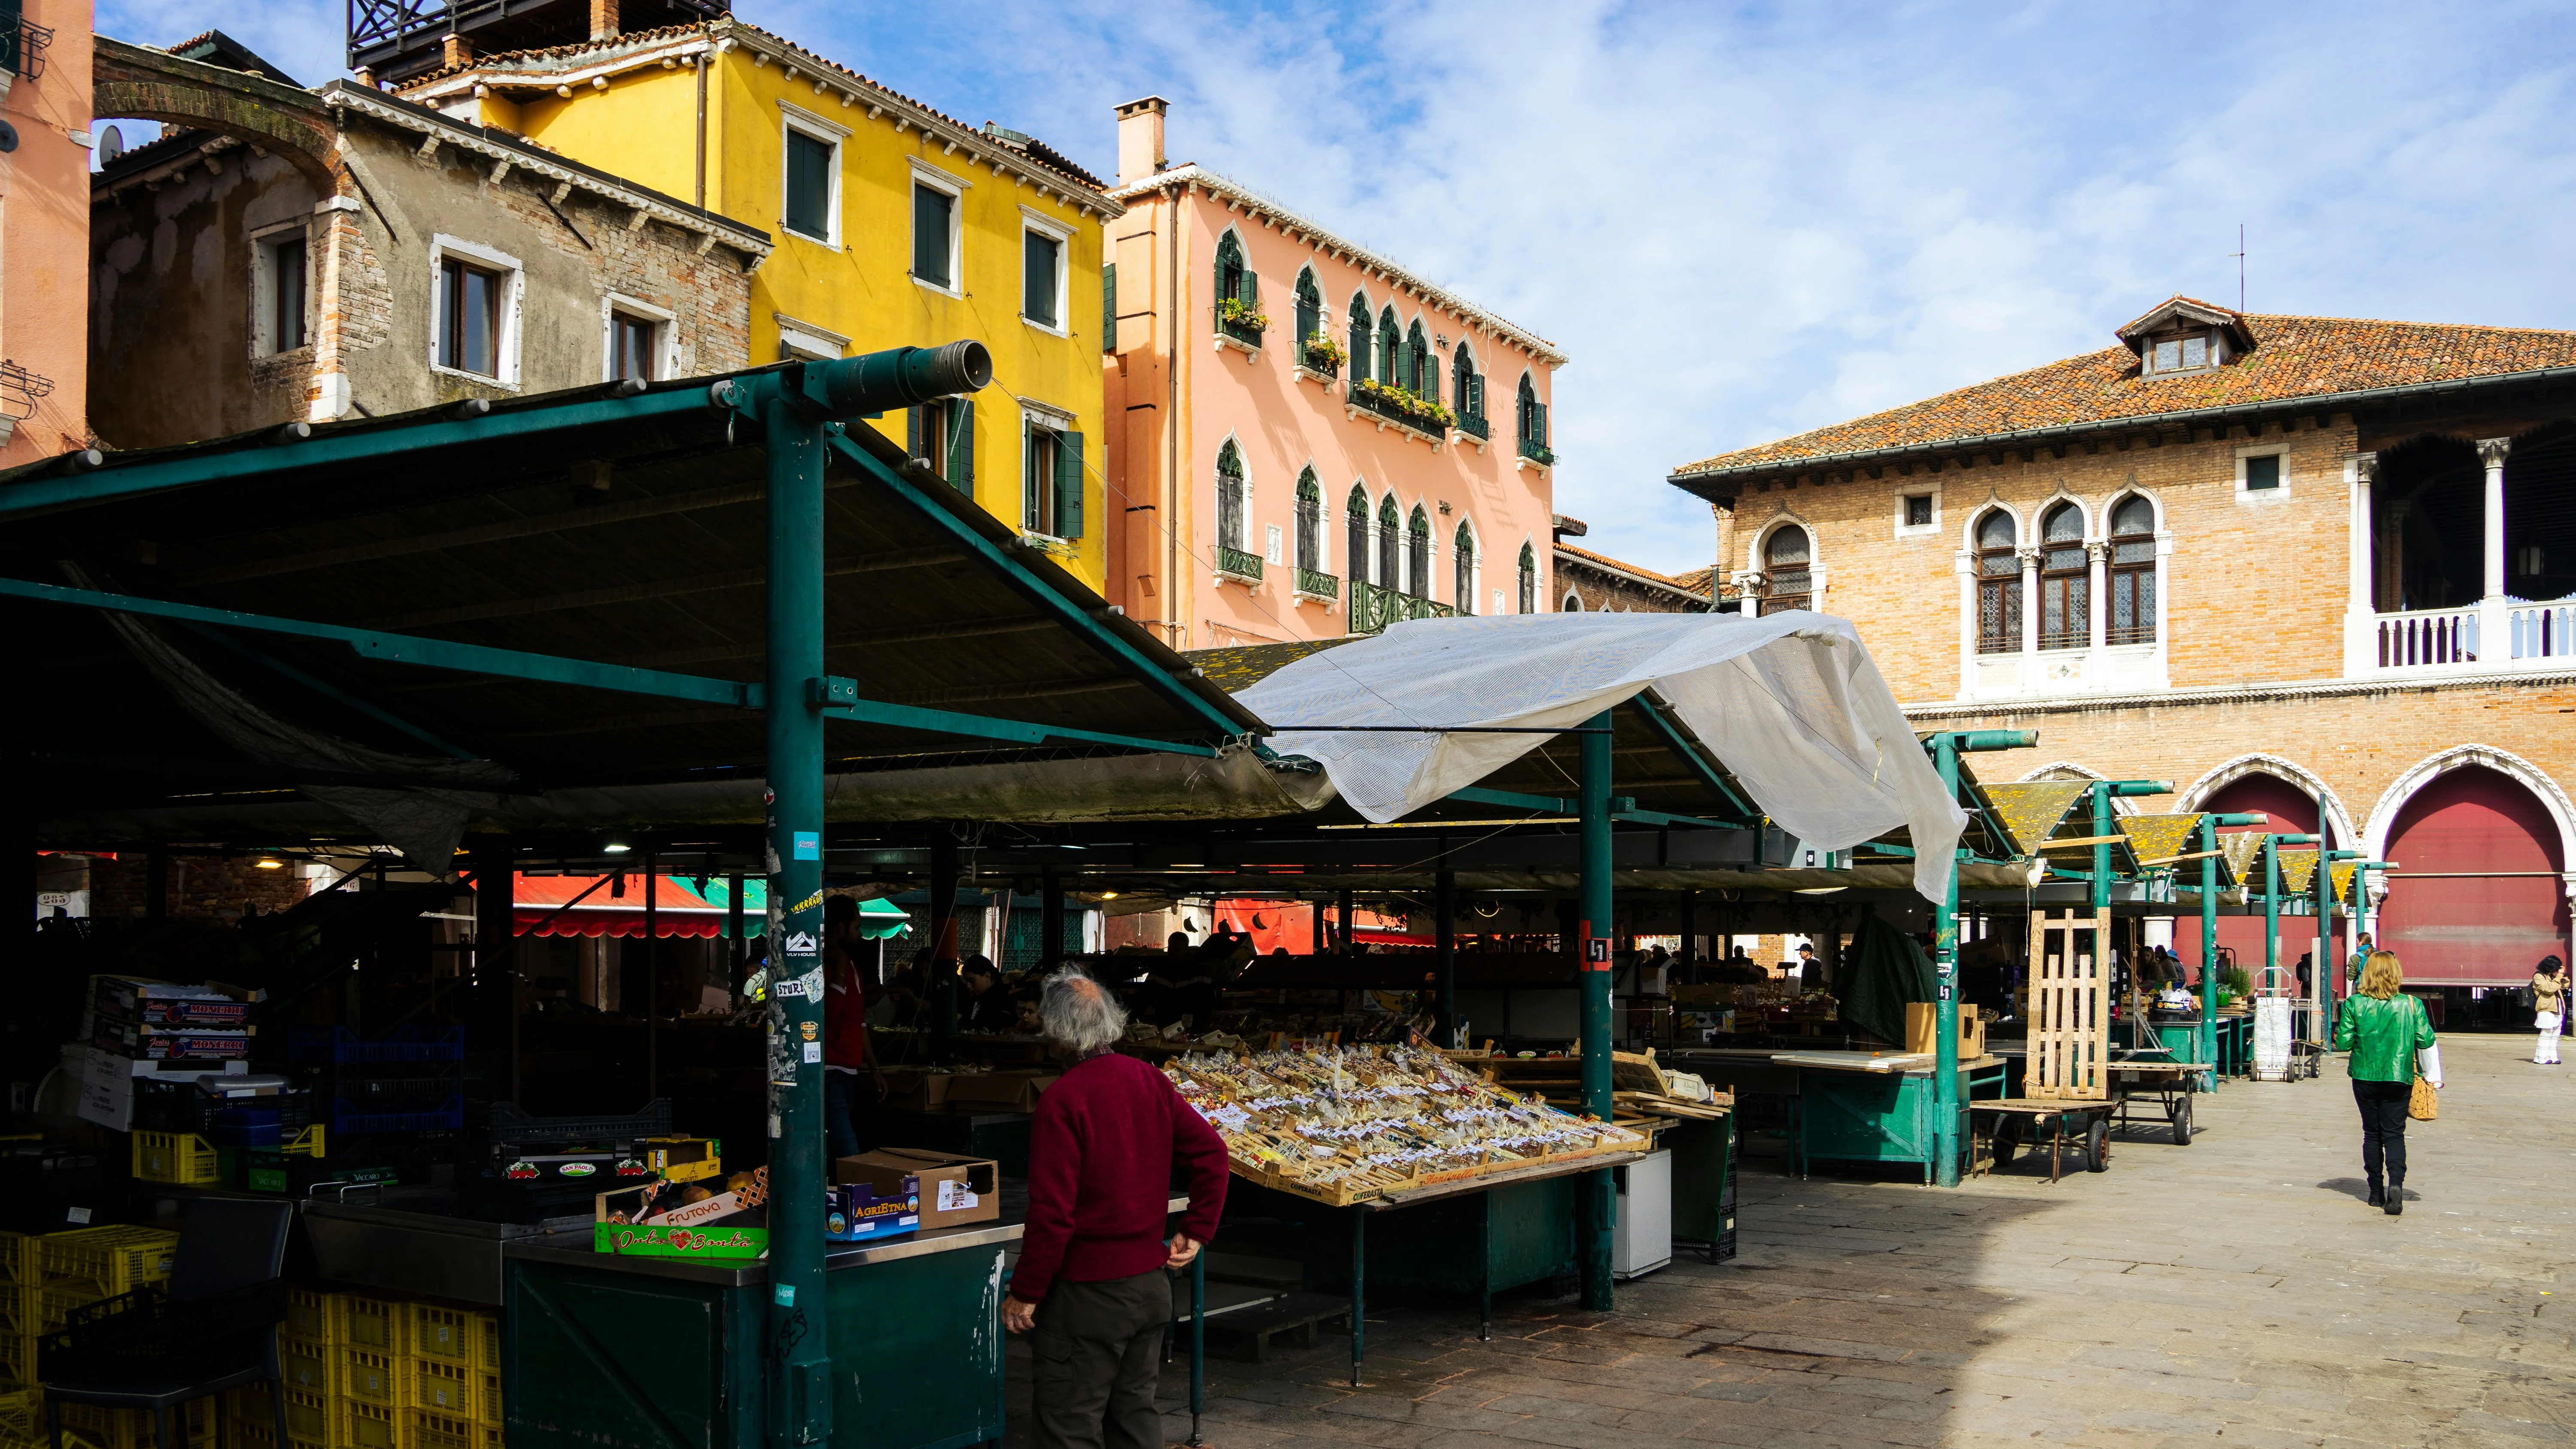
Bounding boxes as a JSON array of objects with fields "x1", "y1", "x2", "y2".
[
  {"x1": 778, "y1": 100, "x2": 850, "y2": 249},
  {"x1": 908, "y1": 158, "x2": 969, "y2": 299},
  {"x1": 427, "y1": 234, "x2": 525, "y2": 389},
  {"x1": 1021, "y1": 400, "x2": 1077, "y2": 542},
  {"x1": 249, "y1": 219, "x2": 314, "y2": 358},
  {"x1": 775, "y1": 310, "x2": 849, "y2": 363},
  {"x1": 601, "y1": 293, "x2": 679, "y2": 383},
  {"x1": 1019, "y1": 206, "x2": 1072, "y2": 337},
  {"x1": 2235, "y1": 441, "x2": 2292, "y2": 502},
  {"x1": 1894, "y1": 483, "x2": 1941, "y2": 540}
]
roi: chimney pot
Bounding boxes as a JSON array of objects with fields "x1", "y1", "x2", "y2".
[
  {"x1": 1115, "y1": 95, "x2": 1169, "y2": 186},
  {"x1": 590, "y1": 0, "x2": 620, "y2": 41},
  {"x1": 440, "y1": 33, "x2": 473, "y2": 68}
]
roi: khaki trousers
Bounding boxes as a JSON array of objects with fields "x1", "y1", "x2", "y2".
[{"x1": 1029, "y1": 1270, "x2": 1168, "y2": 1449}]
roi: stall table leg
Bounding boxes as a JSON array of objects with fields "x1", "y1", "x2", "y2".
[
  {"x1": 1188, "y1": 1252, "x2": 1205, "y2": 1448},
  {"x1": 1350, "y1": 1208, "x2": 1366, "y2": 1388}
]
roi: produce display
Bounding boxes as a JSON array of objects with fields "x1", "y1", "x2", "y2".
[{"x1": 1163, "y1": 1045, "x2": 1649, "y2": 1206}]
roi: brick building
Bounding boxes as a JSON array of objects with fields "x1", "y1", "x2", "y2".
[
  {"x1": 1670, "y1": 296, "x2": 2576, "y2": 994},
  {"x1": 1549, "y1": 515, "x2": 1708, "y2": 613},
  {"x1": 88, "y1": 35, "x2": 768, "y2": 449}
]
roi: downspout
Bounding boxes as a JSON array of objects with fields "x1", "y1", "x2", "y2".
[
  {"x1": 693, "y1": 51, "x2": 707, "y2": 209},
  {"x1": 1166, "y1": 183, "x2": 1182, "y2": 649}
]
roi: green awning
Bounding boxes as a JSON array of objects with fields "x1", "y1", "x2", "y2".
[{"x1": 691, "y1": 878, "x2": 910, "y2": 939}]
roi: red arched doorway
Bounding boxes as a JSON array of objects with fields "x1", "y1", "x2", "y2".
[
  {"x1": 2379, "y1": 765, "x2": 2569, "y2": 988},
  {"x1": 2197, "y1": 772, "x2": 2345, "y2": 993}
]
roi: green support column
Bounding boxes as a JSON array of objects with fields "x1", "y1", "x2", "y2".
[
  {"x1": 1932, "y1": 737, "x2": 1963, "y2": 1187},
  {"x1": 760, "y1": 380, "x2": 834, "y2": 1449},
  {"x1": 2198, "y1": 814, "x2": 2219, "y2": 1080},
  {"x1": 1577, "y1": 711, "x2": 1616, "y2": 1311},
  {"x1": 1434, "y1": 865, "x2": 1458, "y2": 1048}
]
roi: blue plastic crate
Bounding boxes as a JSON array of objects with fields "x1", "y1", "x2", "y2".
[
  {"x1": 330, "y1": 1095, "x2": 466, "y2": 1134},
  {"x1": 289, "y1": 1027, "x2": 466, "y2": 1064}
]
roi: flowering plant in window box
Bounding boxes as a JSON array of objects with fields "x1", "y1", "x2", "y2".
[
  {"x1": 1301, "y1": 334, "x2": 1347, "y2": 368},
  {"x1": 1219, "y1": 296, "x2": 1269, "y2": 331},
  {"x1": 1355, "y1": 377, "x2": 1454, "y2": 430}
]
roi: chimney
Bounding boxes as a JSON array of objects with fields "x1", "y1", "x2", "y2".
[
  {"x1": 1115, "y1": 96, "x2": 1168, "y2": 186},
  {"x1": 590, "y1": 0, "x2": 620, "y2": 40},
  {"x1": 441, "y1": 32, "x2": 473, "y2": 68}
]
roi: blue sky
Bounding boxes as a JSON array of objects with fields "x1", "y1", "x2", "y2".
[{"x1": 98, "y1": 1, "x2": 2576, "y2": 575}]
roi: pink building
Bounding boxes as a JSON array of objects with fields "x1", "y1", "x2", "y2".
[
  {"x1": 0, "y1": 3, "x2": 89, "y2": 465},
  {"x1": 1102, "y1": 97, "x2": 1564, "y2": 647}
]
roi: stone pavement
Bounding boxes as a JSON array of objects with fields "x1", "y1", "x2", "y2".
[{"x1": 1008, "y1": 1031, "x2": 2574, "y2": 1449}]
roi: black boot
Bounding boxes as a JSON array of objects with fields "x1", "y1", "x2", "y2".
[
  {"x1": 2385, "y1": 1180, "x2": 2403, "y2": 1215},
  {"x1": 2367, "y1": 1180, "x2": 2384, "y2": 1207}
]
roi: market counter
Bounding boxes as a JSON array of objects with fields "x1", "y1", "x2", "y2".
[{"x1": 498, "y1": 1192, "x2": 1191, "y2": 1449}]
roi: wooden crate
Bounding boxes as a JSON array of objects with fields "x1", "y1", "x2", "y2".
[{"x1": 2028, "y1": 908, "x2": 2111, "y2": 1100}]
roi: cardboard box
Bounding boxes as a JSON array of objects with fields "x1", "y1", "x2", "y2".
[
  {"x1": 91, "y1": 1020, "x2": 251, "y2": 1061},
  {"x1": 92, "y1": 977, "x2": 251, "y2": 1028},
  {"x1": 1904, "y1": 1003, "x2": 1985, "y2": 1057},
  {"x1": 837, "y1": 1148, "x2": 998, "y2": 1230},
  {"x1": 940, "y1": 1072, "x2": 1058, "y2": 1114},
  {"x1": 825, "y1": 1178, "x2": 920, "y2": 1242},
  {"x1": 641, "y1": 1136, "x2": 723, "y2": 1183},
  {"x1": 881, "y1": 1070, "x2": 952, "y2": 1114},
  {"x1": 594, "y1": 1167, "x2": 769, "y2": 1260}
]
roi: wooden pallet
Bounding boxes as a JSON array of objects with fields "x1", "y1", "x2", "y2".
[
  {"x1": 2027, "y1": 907, "x2": 2111, "y2": 1101},
  {"x1": 1182, "y1": 1291, "x2": 1353, "y2": 1362}
]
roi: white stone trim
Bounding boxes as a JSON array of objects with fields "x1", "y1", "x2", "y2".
[
  {"x1": 426, "y1": 233, "x2": 524, "y2": 388},
  {"x1": 2172, "y1": 753, "x2": 2359, "y2": 849},
  {"x1": 2234, "y1": 440, "x2": 2293, "y2": 501},
  {"x1": 600, "y1": 292, "x2": 679, "y2": 382},
  {"x1": 2361, "y1": 742, "x2": 2576, "y2": 879}
]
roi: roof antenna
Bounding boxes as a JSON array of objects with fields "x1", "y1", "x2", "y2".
[{"x1": 2230, "y1": 224, "x2": 2246, "y2": 312}]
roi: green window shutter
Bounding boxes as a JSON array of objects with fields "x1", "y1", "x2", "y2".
[
  {"x1": 906, "y1": 405, "x2": 923, "y2": 460},
  {"x1": 1056, "y1": 432, "x2": 1085, "y2": 538},
  {"x1": 1022, "y1": 418, "x2": 1041, "y2": 531},
  {"x1": 1244, "y1": 270, "x2": 1259, "y2": 310},
  {"x1": 948, "y1": 398, "x2": 974, "y2": 493},
  {"x1": 1102, "y1": 263, "x2": 1117, "y2": 353},
  {"x1": 784, "y1": 130, "x2": 832, "y2": 240},
  {"x1": 913, "y1": 185, "x2": 953, "y2": 287}
]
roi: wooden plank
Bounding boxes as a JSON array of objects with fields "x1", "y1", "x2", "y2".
[{"x1": 2027, "y1": 907, "x2": 2110, "y2": 1101}]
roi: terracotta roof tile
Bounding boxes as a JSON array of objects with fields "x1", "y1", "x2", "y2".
[
  {"x1": 1555, "y1": 541, "x2": 1702, "y2": 594},
  {"x1": 1674, "y1": 307, "x2": 2576, "y2": 478}
]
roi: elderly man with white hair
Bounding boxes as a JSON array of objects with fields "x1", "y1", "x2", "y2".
[{"x1": 1003, "y1": 967, "x2": 1228, "y2": 1449}]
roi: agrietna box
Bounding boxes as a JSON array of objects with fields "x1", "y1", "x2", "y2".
[
  {"x1": 92, "y1": 977, "x2": 252, "y2": 1028},
  {"x1": 595, "y1": 1167, "x2": 769, "y2": 1260}
]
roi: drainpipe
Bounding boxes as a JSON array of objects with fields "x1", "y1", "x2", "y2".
[{"x1": 694, "y1": 52, "x2": 708, "y2": 209}]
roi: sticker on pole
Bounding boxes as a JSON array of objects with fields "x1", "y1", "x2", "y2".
[
  {"x1": 774, "y1": 1285, "x2": 796, "y2": 1306},
  {"x1": 784, "y1": 931, "x2": 818, "y2": 957},
  {"x1": 802, "y1": 1042, "x2": 822, "y2": 1064},
  {"x1": 1582, "y1": 934, "x2": 1610, "y2": 969},
  {"x1": 793, "y1": 831, "x2": 820, "y2": 861}
]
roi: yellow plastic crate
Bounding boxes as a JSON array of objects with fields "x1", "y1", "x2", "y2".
[
  {"x1": 279, "y1": 1388, "x2": 329, "y2": 1445},
  {"x1": 130, "y1": 1132, "x2": 222, "y2": 1187},
  {"x1": 478, "y1": 1315, "x2": 501, "y2": 1371},
  {"x1": 408, "y1": 1304, "x2": 482, "y2": 1365},
  {"x1": 410, "y1": 1408, "x2": 479, "y2": 1449},
  {"x1": 344, "y1": 1345, "x2": 401, "y2": 1406},
  {"x1": 281, "y1": 1337, "x2": 337, "y2": 1398},
  {"x1": 0, "y1": 1233, "x2": 24, "y2": 1286},
  {"x1": 55, "y1": 1399, "x2": 212, "y2": 1449},
  {"x1": 38, "y1": 1228, "x2": 177, "y2": 1300},
  {"x1": 410, "y1": 1358, "x2": 475, "y2": 1418},
  {"x1": 478, "y1": 1370, "x2": 502, "y2": 1428},
  {"x1": 343, "y1": 1399, "x2": 399, "y2": 1449},
  {"x1": 0, "y1": 1281, "x2": 31, "y2": 1339},
  {"x1": 284, "y1": 1286, "x2": 338, "y2": 1347},
  {"x1": 337, "y1": 1292, "x2": 405, "y2": 1355},
  {"x1": 0, "y1": 1331, "x2": 33, "y2": 1389},
  {"x1": 38, "y1": 1282, "x2": 107, "y2": 1333}
]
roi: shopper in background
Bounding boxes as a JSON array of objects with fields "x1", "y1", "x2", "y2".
[
  {"x1": 2332, "y1": 949, "x2": 2440, "y2": 1215},
  {"x1": 959, "y1": 955, "x2": 1018, "y2": 1034},
  {"x1": 2532, "y1": 957, "x2": 2566, "y2": 1065},
  {"x1": 821, "y1": 896, "x2": 887, "y2": 1158},
  {"x1": 1005, "y1": 967, "x2": 1228, "y2": 1449}
]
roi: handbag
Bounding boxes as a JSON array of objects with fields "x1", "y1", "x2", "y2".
[{"x1": 2409, "y1": 1076, "x2": 2438, "y2": 1121}]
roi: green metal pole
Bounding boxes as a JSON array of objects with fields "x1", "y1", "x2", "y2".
[
  {"x1": 1933, "y1": 736, "x2": 1962, "y2": 1188},
  {"x1": 1578, "y1": 710, "x2": 1616, "y2": 1311},
  {"x1": 762, "y1": 384, "x2": 832, "y2": 1448},
  {"x1": 2316, "y1": 817, "x2": 2335, "y2": 1047},
  {"x1": 2263, "y1": 838, "x2": 2281, "y2": 1001},
  {"x1": 1434, "y1": 865, "x2": 1458, "y2": 1048},
  {"x1": 2198, "y1": 814, "x2": 2218, "y2": 1086}
]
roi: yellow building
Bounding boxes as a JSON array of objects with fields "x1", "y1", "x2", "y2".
[{"x1": 395, "y1": 17, "x2": 1121, "y2": 586}]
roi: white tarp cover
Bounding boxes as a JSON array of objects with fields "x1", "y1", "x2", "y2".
[{"x1": 1238, "y1": 611, "x2": 1967, "y2": 902}]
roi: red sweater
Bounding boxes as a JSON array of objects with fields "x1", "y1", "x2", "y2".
[{"x1": 1011, "y1": 1052, "x2": 1228, "y2": 1303}]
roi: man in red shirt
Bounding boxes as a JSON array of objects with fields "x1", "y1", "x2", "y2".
[{"x1": 1004, "y1": 968, "x2": 1227, "y2": 1449}]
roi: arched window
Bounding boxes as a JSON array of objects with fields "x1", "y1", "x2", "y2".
[
  {"x1": 1561, "y1": 590, "x2": 1584, "y2": 612},
  {"x1": 1376, "y1": 495, "x2": 1400, "y2": 592},
  {"x1": 1347, "y1": 296, "x2": 1372, "y2": 384},
  {"x1": 1215, "y1": 441, "x2": 1247, "y2": 553},
  {"x1": 1215, "y1": 232, "x2": 1247, "y2": 307},
  {"x1": 1294, "y1": 269, "x2": 1322, "y2": 352},
  {"x1": 2038, "y1": 502, "x2": 2087, "y2": 650},
  {"x1": 1760, "y1": 525, "x2": 1812, "y2": 614},
  {"x1": 1346, "y1": 485, "x2": 1371, "y2": 585},
  {"x1": 2108, "y1": 496, "x2": 2157, "y2": 645},
  {"x1": 1406, "y1": 319, "x2": 1431, "y2": 396},
  {"x1": 1377, "y1": 307, "x2": 1400, "y2": 389},
  {"x1": 1516, "y1": 374, "x2": 1549, "y2": 446},
  {"x1": 1518, "y1": 543, "x2": 1537, "y2": 614},
  {"x1": 1975, "y1": 510, "x2": 2021, "y2": 654},
  {"x1": 1407, "y1": 506, "x2": 1432, "y2": 598},
  {"x1": 1453, "y1": 522, "x2": 1476, "y2": 613},
  {"x1": 1452, "y1": 342, "x2": 1483, "y2": 424},
  {"x1": 1294, "y1": 469, "x2": 1323, "y2": 577}
]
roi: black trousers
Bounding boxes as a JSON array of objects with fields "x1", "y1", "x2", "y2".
[
  {"x1": 1029, "y1": 1270, "x2": 1169, "y2": 1449},
  {"x1": 2354, "y1": 1078, "x2": 2411, "y2": 1187}
]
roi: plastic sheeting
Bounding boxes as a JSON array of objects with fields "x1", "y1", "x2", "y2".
[{"x1": 1240, "y1": 611, "x2": 1966, "y2": 902}]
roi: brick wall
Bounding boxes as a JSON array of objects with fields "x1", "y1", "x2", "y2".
[
  {"x1": 88, "y1": 855, "x2": 314, "y2": 920},
  {"x1": 1554, "y1": 549, "x2": 1706, "y2": 614}
]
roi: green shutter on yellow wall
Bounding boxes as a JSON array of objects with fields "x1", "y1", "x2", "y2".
[
  {"x1": 1102, "y1": 263, "x2": 1117, "y2": 353},
  {"x1": 948, "y1": 399, "x2": 974, "y2": 494},
  {"x1": 906, "y1": 405, "x2": 923, "y2": 459},
  {"x1": 1057, "y1": 432, "x2": 1085, "y2": 539}
]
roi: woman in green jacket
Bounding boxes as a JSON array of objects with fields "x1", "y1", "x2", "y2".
[{"x1": 2332, "y1": 949, "x2": 2440, "y2": 1215}]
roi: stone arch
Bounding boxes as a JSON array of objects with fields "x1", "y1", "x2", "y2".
[
  {"x1": 94, "y1": 39, "x2": 341, "y2": 191},
  {"x1": 2363, "y1": 743, "x2": 2576, "y2": 869},
  {"x1": 1959, "y1": 495, "x2": 2024, "y2": 553},
  {"x1": 2176, "y1": 753, "x2": 2359, "y2": 849}
]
